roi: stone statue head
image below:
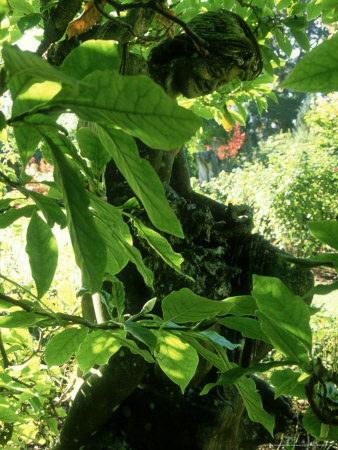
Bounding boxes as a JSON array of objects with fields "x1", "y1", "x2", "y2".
[{"x1": 148, "y1": 10, "x2": 263, "y2": 98}]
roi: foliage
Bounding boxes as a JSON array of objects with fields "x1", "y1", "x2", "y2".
[
  {"x1": 0, "y1": 0, "x2": 337, "y2": 447},
  {"x1": 195, "y1": 125, "x2": 337, "y2": 256}
]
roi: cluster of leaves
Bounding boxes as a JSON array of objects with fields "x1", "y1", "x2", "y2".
[{"x1": 195, "y1": 125, "x2": 337, "y2": 256}]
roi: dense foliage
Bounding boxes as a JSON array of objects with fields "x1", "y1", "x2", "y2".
[
  {"x1": 194, "y1": 94, "x2": 338, "y2": 256},
  {"x1": 0, "y1": 0, "x2": 337, "y2": 447}
]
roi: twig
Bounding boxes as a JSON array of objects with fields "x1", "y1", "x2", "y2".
[
  {"x1": 95, "y1": 0, "x2": 209, "y2": 53},
  {"x1": 0, "y1": 330, "x2": 10, "y2": 368}
]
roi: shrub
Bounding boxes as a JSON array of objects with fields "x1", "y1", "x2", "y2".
[{"x1": 194, "y1": 129, "x2": 337, "y2": 256}]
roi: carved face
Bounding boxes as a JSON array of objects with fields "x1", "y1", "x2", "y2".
[
  {"x1": 148, "y1": 10, "x2": 263, "y2": 99},
  {"x1": 166, "y1": 58, "x2": 247, "y2": 98}
]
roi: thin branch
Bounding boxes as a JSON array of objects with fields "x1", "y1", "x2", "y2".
[
  {"x1": 0, "y1": 331, "x2": 10, "y2": 368},
  {"x1": 95, "y1": 0, "x2": 209, "y2": 53}
]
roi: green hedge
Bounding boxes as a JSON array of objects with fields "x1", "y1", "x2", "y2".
[{"x1": 194, "y1": 129, "x2": 337, "y2": 256}]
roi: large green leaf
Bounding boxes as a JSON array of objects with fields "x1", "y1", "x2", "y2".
[
  {"x1": 219, "y1": 316, "x2": 270, "y2": 342},
  {"x1": 308, "y1": 220, "x2": 338, "y2": 251},
  {"x1": 180, "y1": 333, "x2": 226, "y2": 372},
  {"x1": 110, "y1": 227, "x2": 154, "y2": 288},
  {"x1": 154, "y1": 331, "x2": 199, "y2": 393},
  {"x1": 256, "y1": 311, "x2": 310, "y2": 367},
  {"x1": 201, "y1": 361, "x2": 295, "y2": 394},
  {"x1": 236, "y1": 376, "x2": 275, "y2": 437},
  {"x1": 162, "y1": 288, "x2": 233, "y2": 323},
  {"x1": 252, "y1": 275, "x2": 312, "y2": 351},
  {"x1": 28, "y1": 190, "x2": 67, "y2": 228},
  {"x1": 223, "y1": 295, "x2": 257, "y2": 316},
  {"x1": 0, "y1": 311, "x2": 43, "y2": 328},
  {"x1": 98, "y1": 127, "x2": 183, "y2": 237},
  {"x1": 77, "y1": 127, "x2": 110, "y2": 177},
  {"x1": 130, "y1": 216, "x2": 188, "y2": 277},
  {"x1": 45, "y1": 327, "x2": 89, "y2": 368},
  {"x1": 0, "y1": 205, "x2": 35, "y2": 228},
  {"x1": 61, "y1": 40, "x2": 120, "y2": 80},
  {"x1": 270, "y1": 369, "x2": 307, "y2": 399},
  {"x1": 50, "y1": 70, "x2": 202, "y2": 150},
  {"x1": 0, "y1": 399, "x2": 21, "y2": 423},
  {"x1": 2, "y1": 42, "x2": 84, "y2": 87},
  {"x1": 280, "y1": 34, "x2": 338, "y2": 93},
  {"x1": 89, "y1": 194, "x2": 153, "y2": 284},
  {"x1": 42, "y1": 132, "x2": 106, "y2": 293},
  {"x1": 10, "y1": 80, "x2": 61, "y2": 164},
  {"x1": 76, "y1": 329, "x2": 124, "y2": 373},
  {"x1": 125, "y1": 323, "x2": 157, "y2": 352},
  {"x1": 26, "y1": 211, "x2": 58, "y2": 298}
]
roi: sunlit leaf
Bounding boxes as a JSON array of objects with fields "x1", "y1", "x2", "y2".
[
  {"x1": 162, "y1": 288, "x2": 233, "y2": 323},
  {"x1": 280, "y1": 35, "x2": 338, "y2": 93},
  {"x1": 50, "y1": 70, "x2": 202, "y2": 150},
  {"x1": 45, "y1": 327, "x2": 89, "y2": 368},
  {"x1": 154, "y1": 331, "x2": 199, "y2": 393},
  {"x1": 98, "y1": 127, "x2": 183, "y2": 237},
  {"x1": 26, "y1": 211, "x2": 58, "y2": 298},
  {"x1": 61, "y1": 40, "x2": 120, "y2": 80},
  {"x1": 42, "y1": 132, "x2": 106, "y2": 293}
]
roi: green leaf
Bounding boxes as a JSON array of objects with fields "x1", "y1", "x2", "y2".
[
  {"x1": 275, "y1": 29, "x2": 292, "y2": 57},
  {"x1": 201, "y1": 331, "x2": 238, "y2": 350},
  {"x1": 2, "y1": 43, "x2": 84, "y2": 87},
  {"x1": 109, "y1": 276, "x2": 126, "y2": 318},
  {"x1": 0, "y1": 198, "x2": 16, "y2": 210},
  {"x1": 0, "y1": 111, "x2": 6, "y2": 131},
  {"x1": 0, "y1": 0, "x2": 9, "y2": 21},
  {"x1": 61, "y1": 40, "x2": 120, "y2": 80},
  {"x1": 98, "y1": 127, "x2": 183, "y2": 237},
  {"x1": 257, "y1": 310, "x2": 310, "y2": 367},
  {"x1": 110, "y1": 228, "x2": 154, "y2": 288},
  {"x1": 93, "y1": 218, "x2": 130, "y2": 276},
  {"x1": 26, "y1": 210, "x2": 58, "y2": 299},
  {"x1": 307, "y1": 0, "x2": 323, "y2": 20},
  {"x1": 28, "y1": 191, "x2": 67, "y2": 228},
  {"x1": 308, "y1": 220, "x2": 338, "y2": 250},
  {"x1": 179, "y1": 333, "x2": 226, "y2": 371},
  {"x1": 270, "y1": 369, "x2": 307, "y2": 398},
  {"x1": 236, "y1": 376, "x2": 275, "y2": 437},
  {"x1": 113, "y1": 333, "x2": 154, "y2": 363},
  {"x1": 42, "y1": 132, "x2": 106, "y2": 292},
  {"x1": 17, "y1": 13, "x2": 41, "y2": 33},
  {"x1": 0, "y1": 400, "x2": 20, "y2": 423},
  {"x1": 290, "y1": 28, "x2": 310, "y2": 51},
  {"x1": 223, "y1": 295, "x2": 257, "y2": 316},
  {"x1": 162, "y1": 288, "x2": 233, "y2": 323},
  {"x1": 125, "y1": 323, "x2": 157, "y2": 352},
  {"x1": 50, "y1": 70, "x2": 202, "y2": 150},
  {"x1": 280, "y1": 35, "x2": 338, "y2": 93},
  {"x1": 76, "y1": 127, "x2": 110, "y2": 177},
  {"x1": 283, "y1": 16, "x2": 308, "y2": 29},
  {"x1": 0, "y1": 205, "x2": 36, "y2": 228},
  {"x1": 252, "y1": 275, "x2": 312, "y2": 351},
  {"x1": 219, "y1": 316, "x2": 270, "y2": 342},
  {"x1": 0, "y1": 311, "x2": 43, "y2": 328},
  {"x1": 202, "y1": 361, "x2": 294, "y2": 393},
  {"x1": 10, "y1": 81, "x2": 61, "y2": 164},
  {"x1": 76, "y1": 329, "x2": 125, "y2": 373},
  {"x1": 45, "y1": 327, "x2": 89, "y2": 368},
  {"x1": 154, "y1": 331, "x2": 199, "y2": 393},
  {"x1": 276, "y1": 0, "x2": 290, "y2": 11},
  {"x1": 131, "y1": 216, "x2": 188, "y2": 278}
]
